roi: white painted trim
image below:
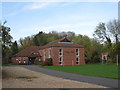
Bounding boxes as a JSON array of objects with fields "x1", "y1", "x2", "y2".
[
  {"x1": 48, "y1": 48, "x2": 51, "y2": 58},
  {"x1": 59, "y1": 57, "x2": 63, "y2": 65},
  {"x1": 43, "y1": 49, "x2": 46, "y2": 61},
  {"x1": 76, "y1": 57, "x2": 79, "y2": 64},
  {"x1": 76, "y1": 49, "x2": 79, "y2": 56},
  {"x1": 59, "y1": 48, "x2": 63, "y2": 56}
]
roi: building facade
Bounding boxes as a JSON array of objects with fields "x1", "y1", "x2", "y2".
[
  {"x1": 12, "y1": 46, "x2": 42, "y2": 64},
  {"x1": 12, "y1": 38, "x2": 85, "y2": 65}
]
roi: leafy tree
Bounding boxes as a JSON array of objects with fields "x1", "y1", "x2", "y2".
[
  {"x1": 0, "y1": 21, "x2": 13, "y2": 63},
  {"x1": 93, "y1": 22, "x2": 112, "y2": 48},
  {"x1": 19, "y1": 36, "x2": 35, "y2": 51},
  {"x1": 73, "y1": 35, "x2": 102, "y2": 63},
  {"x1": 33, "y1": 31, "x2": 49, "y2": 46},
  {"x1": 107, "y1": 19, "x2": 120, "y2": 43},
  {"x1": 47, "y1": 32, "x2": 61, "y2": 42},
  {"x1": 11, "y1": 41, "x2": 18, "y2": 55},
  {"x1": 66, "y1": 31, "x2": 75, "y2": 41},
  {"x1": 93, "y1": 19, "x2": 120, "y2": 63},
  {"x1": 90, "y1": 39, "x2": 103, "y2": 63},
  {"x1": 109, "y1": 42, "x2": 120, "y2": 63},
  {"x1": 93, "y1": 19, "x2": 120, "y2": 46},
  {"x1": 58, "y1": 31, "x2": 76, "y2": 41}
]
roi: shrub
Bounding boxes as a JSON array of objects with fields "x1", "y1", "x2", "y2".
[
  {"x1": 42, "y1": 58, "x2": 53, "y2": 66},
  {"x1": 35, "y1": 61, "x2": 43, "y2": 65}
]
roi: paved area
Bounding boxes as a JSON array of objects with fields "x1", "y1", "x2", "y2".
[
  {"x1": 2, "y1": 66, "x2": 107, "y2": 88},
  {"x1": 22, "y1": 65, "x2": 119, "y2": 88}
]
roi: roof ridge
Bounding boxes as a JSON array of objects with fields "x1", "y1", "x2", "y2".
[{"x1": 14, "y1": 46, "x2": 42, "y2": 57}]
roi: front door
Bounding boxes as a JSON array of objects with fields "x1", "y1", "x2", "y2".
[{"x1": 28, "y1": 57, "x2": 36, "y2": 65}]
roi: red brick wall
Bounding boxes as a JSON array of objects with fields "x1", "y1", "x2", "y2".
[
  {"x1": 13, "y1": 46, "x2": 85, "y2": 66},
  {"x1": 34, "y1": 57, "x2": 42, "y2": 64},
  {"x1": 43, "y1": 47, "x2": 85, "y2": 66},
  {"x1": 12, "y1": 57, "x2": 28, "y2": 64},
  {"x1": 40, "y1": 48, "x2": 52, "y2": 61},
  {"x1": 12, "y1": 56, "x2": 41, "y2": 64},
  {"x1": 79, "y1": 48, "x2": 85, "y2": 64},
  {"x1": 39, "y1": 50, "x2": 44, "y2": 61}
]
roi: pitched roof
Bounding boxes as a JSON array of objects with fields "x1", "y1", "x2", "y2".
[
  {"x1": 43, "y1": 37, "x2": 84, "y2": 48},
  {"x1": 14, "y1": 46, "x2": 42, "y2": 57},
  {"x1": 14, "y1": 38, "x2": 83, "y2": 57}
]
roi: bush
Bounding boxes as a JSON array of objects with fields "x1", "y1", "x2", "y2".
[
  {"x1": 42, "y1": 58, "x2": 53, "y2": 66},
  {"x1": 35, "y1": 61, "x2": 43, "y2": 65}
]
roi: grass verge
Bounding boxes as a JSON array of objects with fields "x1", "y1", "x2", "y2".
[{"x1": 42, "y1": 63, "x2": 119, "y2": 79}]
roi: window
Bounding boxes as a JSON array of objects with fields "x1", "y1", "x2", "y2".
[
  {"x1": 44, "y1": 49, "x2": 46, "y2": 56},
  {"x1": 18, "y1": 58, "x2": 21, "y2": 63},
  {"x1": 49, "y1": 48, "x2": 51, "y2": 58},
  {"x1": 76, "y1": 49, "x2": 79, "y2": 56},
  {"x1": 76, "y1": 57, "x2": 79, "y2": 64},
  {"x1": 23, "y1": 58, "x2": 26, "y2": 61},
  {"x1": 59, "y1": 57, "x2": 63, "y2": 65},
  {"x1": 18, "y1": 58, "x2": 21, "y2": 61},
  {"x1": 43, "y1": 49, "x2": 46, "y2": 61},
  {"x1": 59, "y1": 48, "x2": 63, "y2": 56}
]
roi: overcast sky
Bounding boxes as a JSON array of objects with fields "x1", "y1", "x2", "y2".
[{"x1": 2, "y1": 1, "x2": 118, "y2": 41}]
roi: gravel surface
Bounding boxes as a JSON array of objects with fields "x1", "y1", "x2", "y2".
[{"x1": 2, "y1": 66, "x2": 107, "y2": 88}]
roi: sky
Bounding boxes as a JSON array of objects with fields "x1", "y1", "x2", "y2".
[{"x1": 2, "y1": 1, "x2": 118, "y2": 41}]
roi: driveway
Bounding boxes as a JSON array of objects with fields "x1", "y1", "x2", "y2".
[
  {"x1": 21, "y1": 65, "x2": 119, "y2": 88},
  {"x1": 2, "y1": 66, "x2": 106, "y2": 88}
]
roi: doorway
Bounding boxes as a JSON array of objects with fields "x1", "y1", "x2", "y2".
[{"x1": 28, "y1": 57, "x2": 36, "y2": 65}]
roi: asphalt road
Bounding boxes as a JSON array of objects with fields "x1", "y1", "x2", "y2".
[{"x1": 21, "y1": 65, "x2": 119, "y2": 88}]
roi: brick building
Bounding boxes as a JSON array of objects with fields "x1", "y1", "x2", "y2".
[
  {"x1": 12, "y1": 46, "x2": 42, "y2": 64},
  {"x1": 12, "y1": 38, "x2": 85, "y2": 65}
]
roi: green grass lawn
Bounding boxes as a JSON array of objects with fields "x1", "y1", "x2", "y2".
[{"x1": 43, "y1": 64, "x2": 119, "y2": 79}]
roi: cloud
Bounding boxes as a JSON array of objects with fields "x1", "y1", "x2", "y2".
[
  {"x1": 11, "y1": 21, "x2": 97, "y2": 41},
  {"x1": 23, "y1": 2, "x2": 51, "y2": 10},
  {"x1": 11, "y1": 26, "x2": 38, "y2": 41},
  {"x1": 36, "y1": 21, "x2": 98, "y2": 37},
  {"x1": 39, "y1": 22, "x2": 96, "y2": 30}
]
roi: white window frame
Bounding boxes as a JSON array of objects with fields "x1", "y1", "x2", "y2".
[
  {"x1": 43, "y1": 49, "x2": 46, "y2": 61},
  {"x1": 23, "y1": 58, "x2": 26, "y2": 63},
  {"x1": 59, "y1": 57, "x2": 63, "y2": 65},
  {"x1": 59, "y1": 48, "x2": 63, "y2": 56},
  {"x1": 76, "y1": 57, "x2": 79, "y2": 64},
  {"x1": 18, "y1": 58, "x2": 21, "y2": 61},
  {"x1": 49, "y1": 48, "x2": 51, "y2": 58},
  {"x1": 23, "y1": 58, "x2": 26, "y2": 61},
  {"x1": 18, "y1": 58, "x2": 21, "y2": 63},
  {"x1": 76, "y1": 49, "x2": 79, "y2": 56}
]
